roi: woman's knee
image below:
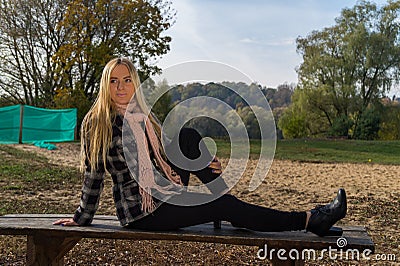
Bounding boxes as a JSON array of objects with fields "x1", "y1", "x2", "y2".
[
  {"x1": 177, "y1": 128, "x2": 203, "y2": 159},
  {"x1": 179, "y1": 127, "x2": 202, "y2": 142},
  {"x1": 165, "y1": 128, "x2": 201, "y2": 158}
]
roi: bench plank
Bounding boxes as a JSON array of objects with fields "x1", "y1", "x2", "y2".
[
  {"x1": 0, "y1": 214, "x2": 375, "y2": 265},
  {"x1": 0, "y1": 214, "x2": 374, "y2": 251}
]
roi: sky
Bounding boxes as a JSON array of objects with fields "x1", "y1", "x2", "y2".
[{"x1": 158, "y1": 0, "x2": 399, "y2": 97}]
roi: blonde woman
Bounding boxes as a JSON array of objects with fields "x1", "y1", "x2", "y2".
[{"x1": 54, "y1": 57, "x2": 347, "y2": 237}]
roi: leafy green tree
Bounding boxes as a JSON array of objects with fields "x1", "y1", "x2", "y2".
[
  {"x1": 278, "y1": 88, "x2": 331, "y2": 138},
  {"x1": 378, "y1": 104, "x2": 400, "y2": 139},
  {"x1": 294, "y1": 0, "x2": 400, "y2": 139},
  {"x1": 329, "y1": 114, "x2": 354, "y2": 138},
  {"x1": 54, "y1": 0, "x2": 175, "y2": 100},
  {"x1": 352, "y1": 107, "x2": 381, "y2": 140},
  {"x1": 278, "y1": 106, "x2": 308, "y2": 139}
]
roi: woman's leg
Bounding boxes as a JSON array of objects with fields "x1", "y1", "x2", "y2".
[
  {"x1": 128, "y1": 192, "x2": 307, "y2": 232},
  {"x1": 165, "y1": 128, "x2": 227, "y2": 192}
]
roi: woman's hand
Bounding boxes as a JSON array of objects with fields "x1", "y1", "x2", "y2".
[
  {"x1": 208, "y1": 156, "x2": 222, "y2": 175},
  {"x1": 53, "y1": 218, "x2": 79, "y2": 226}
]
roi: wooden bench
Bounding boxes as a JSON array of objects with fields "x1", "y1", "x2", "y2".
[{"x1": 0, "y1": 214, "x2": 374, "y2": 266}]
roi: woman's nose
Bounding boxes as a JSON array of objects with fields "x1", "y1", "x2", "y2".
[{"x1": 117, "y1": 81, "x2": 124, "y2": 90}]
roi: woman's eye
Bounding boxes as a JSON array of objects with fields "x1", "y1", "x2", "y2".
[
  {"x1": 125, "y1": 79, "x2": 132, "y2": 83},
  {"x1": 110, "y1": 79, "x2": 118, "y2": 83}
]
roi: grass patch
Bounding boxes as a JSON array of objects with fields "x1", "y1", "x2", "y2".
[
  {"x1": 0, "y1": 145, "x2": 80, "y2": 192},
  {"x1": 212, "y1": 139, "x2": 400, "y2": 165},
  {"x1": 275, "y1": 139, "x2": 400, "y2": 164},
  {"x1": 2, "y1": 185, "x2": 22, "y2": 190},
  {"x1": 207, "y1": 139, "x2": 272, "y2": 159},
  {"x1": 0, "y1": 145, "x2": 48, "y2": 163}
]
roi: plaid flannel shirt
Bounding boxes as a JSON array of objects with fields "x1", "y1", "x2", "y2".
[{"x1": 73, "y1": 114, "x2": 166, "y2": 226}]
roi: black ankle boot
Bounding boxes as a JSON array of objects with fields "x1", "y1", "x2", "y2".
[{"x1": 306, "y1": 188, "x2": 347, "y2": 237}]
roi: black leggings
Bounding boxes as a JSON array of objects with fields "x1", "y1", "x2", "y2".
[{"x1": 128, "y1": 128, "x2": 306, "y2": 232}]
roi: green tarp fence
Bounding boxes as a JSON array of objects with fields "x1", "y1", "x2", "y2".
[{"x1": 0, "y1": 105, "x2": 77, "y2": 144}]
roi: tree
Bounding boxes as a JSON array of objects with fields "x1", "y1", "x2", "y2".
[
  {"x1": 0, "y1": 0, "x2": 68, "y2": 105},
  {"x1": 294, "y1": 0, "x2": 400, "y2": 139},
  {"x1": 265, "y1": 83, "x2": 294, "y2": 109},
  {"x1": 54, "y1": 0, "x2": 175, "y2": 100},
  {"x1": 353, "y1": 106, "x2": 381, "y2": 140},
  {"x1": 0, "y1": 0, "x2": 175, "y2": 106},
  {"x1": 278, "y1": 88, "x2": 332, "y2": 138},
  {"x1": 378, "y1": 104, "x2": 400, "y2": 139},
  {"x1": 278, "y1": 107, "x2": 308, "y2": 139},
  {"x1": 329, "y1": 114, "x2": 354, "y2": 138}
]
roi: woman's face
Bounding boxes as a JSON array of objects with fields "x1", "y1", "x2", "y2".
[{"x1": 110, "y1": 64, "x2": 135, "y2": 105}]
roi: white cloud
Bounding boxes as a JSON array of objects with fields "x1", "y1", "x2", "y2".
[{"x1": 239, "y1": 38, "x2": 260, "y2": 44}]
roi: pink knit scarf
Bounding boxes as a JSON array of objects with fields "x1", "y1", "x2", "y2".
[{"x1": 116, "y1": 102, "x2": 182, "y2": 213}]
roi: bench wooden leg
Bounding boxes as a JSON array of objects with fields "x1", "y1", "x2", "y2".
[{"x1": 26, "y1": 234, "x2": 81, "y2": 266}]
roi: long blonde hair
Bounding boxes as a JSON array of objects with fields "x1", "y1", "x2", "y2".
[{"x1": 80, "y1": 57, "x2": 163, "y2": 172}]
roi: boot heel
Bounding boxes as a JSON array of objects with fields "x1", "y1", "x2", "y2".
[
  {"x1": 325, "y1": 226, "x2": 343, "y2": 236},
  {"x1": 213, "y1": 220, "x2": 221, "y2": 229}
]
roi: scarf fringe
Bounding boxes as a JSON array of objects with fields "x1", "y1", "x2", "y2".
[{"x1": 140, "y1": 187, "x2": 156, "y2": 213}]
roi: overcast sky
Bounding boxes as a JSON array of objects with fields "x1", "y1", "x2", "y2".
[{"x1": 158, "y1": 0, "x2": 399, "y2": 96}]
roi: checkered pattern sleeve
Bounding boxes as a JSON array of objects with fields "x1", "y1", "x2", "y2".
[{"x1": 73, "y1": 151, "x2": 105, "y2": 225}]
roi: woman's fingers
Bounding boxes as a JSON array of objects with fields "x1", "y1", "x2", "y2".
[
  {"x1": 209, "y1": 161, "x2": 221, "y2": 169},
  {"x1": 52, "y1": 219, "x2": 65, "y2": 225},
  {"x1": 208, "y1": 156, "x2": 222, "y2": 174},
  {"x1": 53, "y1": 218, "x2": 79, "y2": 226},
  {"x1": 65, "y1": 220, "x2": 79, "y2": 226}
]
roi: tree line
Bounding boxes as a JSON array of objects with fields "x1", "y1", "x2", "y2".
[{"x1": 148, "y1": 81, "x2": 293, "y2": 139}]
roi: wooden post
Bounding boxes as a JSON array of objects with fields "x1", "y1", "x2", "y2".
[
  {"x1": 18, "y1": 105, "x2": 24, "y2": 144},
  {"x1": 74, "y1": 109, "x2": 78, "y2": 141},
  {"x1": 26, "y1": 234, "x2": 81, "y2": 266}
]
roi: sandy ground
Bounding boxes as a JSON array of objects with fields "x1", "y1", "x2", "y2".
[{"x1": 2, "y1": 142, "x2": 400, "y2": 265}]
